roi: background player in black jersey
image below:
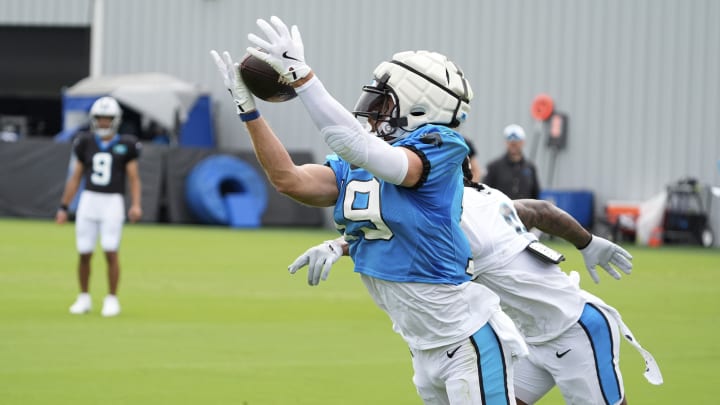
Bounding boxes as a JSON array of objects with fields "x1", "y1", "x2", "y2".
[{"x1": 56, "y1": 96, "x2": 142, "y2": 317}]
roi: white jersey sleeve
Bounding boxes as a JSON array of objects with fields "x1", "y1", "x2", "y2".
[{"x1": 461, "y1": 185, "x2": 533, "y2": 273}]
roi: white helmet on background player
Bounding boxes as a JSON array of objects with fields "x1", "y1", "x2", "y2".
[
  {"x1": 89, "y1": 96, "x2": 122, "y2": 138},
  {"x1": 353, "y1": 50, "x2": 473, "y2": 143}
]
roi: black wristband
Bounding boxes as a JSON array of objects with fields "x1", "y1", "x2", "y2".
[
  {"x1": 59, "y1": 204, "x2": 68, "y2": 211},
  {"x1": 577, "y1": 234, "x2": 593, "y2": 250}
]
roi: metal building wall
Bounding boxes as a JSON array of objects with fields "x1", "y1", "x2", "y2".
[
  {"x1": 0, "y1": 0, "x2": 91, "y2": 26},
  {"x1": 3, "y1": 0, "x2": 719, "y2": 221}
]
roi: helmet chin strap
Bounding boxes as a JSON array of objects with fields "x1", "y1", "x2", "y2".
[{"x1": 378, "y1": 122, "x2": 394, "y2": 136}]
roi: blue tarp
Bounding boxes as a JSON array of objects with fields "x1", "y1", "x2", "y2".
[{"x1": 55, "y1": 73, "x2": 215, "y2": 147}]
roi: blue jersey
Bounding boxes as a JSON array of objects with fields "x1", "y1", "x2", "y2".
[{"x1": 326, "y1": 125, "x2": 472, "y2": 284}]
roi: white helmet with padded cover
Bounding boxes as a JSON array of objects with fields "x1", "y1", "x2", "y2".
[
  {"x1": 89, "y1": 96, "x2": 122, "y2": 137},
  {"x1": 353, "y1": 50, "x2": 473, "y2": 143}
]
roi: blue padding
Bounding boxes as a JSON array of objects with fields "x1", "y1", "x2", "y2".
[
  {"x1": 225, "y1": 193, "x2": 262, "y2": 228},
  {"x1": 179, "y1": 95, "x2": 215, "y2": 148},
  {"x1": 539, "y1": 189, "x2": 594, "y2": 228},
  {"x1": 185, "y1": 155, "x2": 267, "y2": 226}
]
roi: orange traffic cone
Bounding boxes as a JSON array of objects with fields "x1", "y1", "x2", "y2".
[{"x1": 648, "y1": 226, "x2": 663, "y2": 247}]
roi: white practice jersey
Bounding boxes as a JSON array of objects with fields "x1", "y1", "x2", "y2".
[
  {"x1": 462, "y1": 185, "x2": 586, "y2": 343},
  {"x1": 361, "y1": 274, "x2": 502, "y2": 350}
]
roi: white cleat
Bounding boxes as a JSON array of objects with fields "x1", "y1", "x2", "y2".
[
  {"x1": 69, "y1": 293, "x2": 92, "y2": 314},
  {"x1": 101, "y1": 295, "x2": 121, "y2": 317}
]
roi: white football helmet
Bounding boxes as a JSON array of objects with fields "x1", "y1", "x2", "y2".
[
  {"x1": 89, "y1": 96, "x2": 122, "y2": 137},
  {"x1": 353, "y1": 50, "x2": 473, "y2": 143}
]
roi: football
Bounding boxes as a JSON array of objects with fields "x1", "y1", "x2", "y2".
[{"x1": 239, "y1": 52, "x2": 297, "y2": 102}]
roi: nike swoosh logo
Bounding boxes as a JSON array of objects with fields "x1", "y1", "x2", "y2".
[
  {"x1": 282, "y1": 51, "x2": 301, "y2": 62},
  {"x1": 556, "y1": 349, "x2": 572, "y2": 358},
  {"x1": 446, "y1": 345, "x2": 461, "y2": 358}
]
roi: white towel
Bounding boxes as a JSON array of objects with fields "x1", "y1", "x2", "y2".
[{"x1": 569, "y1": 271, "x2": 664, "y2": 385}]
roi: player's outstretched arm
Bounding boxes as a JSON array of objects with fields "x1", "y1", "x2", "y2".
[
  {"x1": 209, "y1": 49, "x2": 338, "y2": 207},
  {"x1": 288, "y1": 238, "x2": 347, "y2": 286},
  {"x1": 514, "y1": 199, "x2": 632, "y2": 283},
  {"x1": 246, "y1": 16, "x2": 415, "y2": 187},
  {"x1": 514, "y1": 199, "x2": 591, "y2": 248}
]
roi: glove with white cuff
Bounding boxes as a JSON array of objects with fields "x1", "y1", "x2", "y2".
[
  {"x1": 209, "y1": 50, "x2": 259, "y2": 121},
  {"x1": 579, "y1": 235, "x2": 633, "y2": 283},
  {"x1": 288, "y1": 239, "x2": 344, "y2": 286},
  {"x1": 288, "y1": 240, "x2": 343, "y2": 285},
  {"x1": 247, "y1": 16, "x2": 311, "y2": 84}
]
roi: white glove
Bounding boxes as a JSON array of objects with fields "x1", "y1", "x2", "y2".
[
  {"x1": 247, "y1": 16, "x2": 311, "y2": 83},
  {"x1": 288, "y1": 239, "x2": 344, "y2": 286},
  {"x1": 579, "y1": 235, "x2": 633, "y2": 283},
  {"x1": 209, "y1": 50, "x2": 257, "y2": 115}
]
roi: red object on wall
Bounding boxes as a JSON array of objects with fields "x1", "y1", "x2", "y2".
[{"x1": 531, "y1": 93, "x2": 554, "y2": 121}]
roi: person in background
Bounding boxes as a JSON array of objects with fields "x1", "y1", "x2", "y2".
[
  {"x1": 483, "y1": 124, "x2": 540, "y2": 199},
  {"x1": 56, "y1": 96, "x2": 142, "y2": 317}
]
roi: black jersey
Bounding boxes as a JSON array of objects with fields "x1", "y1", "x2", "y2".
[{"x1": 73, "y1": 132, "x2": 141, "y2": 195}]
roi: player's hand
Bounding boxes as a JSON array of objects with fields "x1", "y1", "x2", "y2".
[
  {"x1": 247, "y1": 16, "x2": 311, "y2": 84},
  {"x1": 55, "y1": 209, "x2": 68, "y2": 224},
  {"x1": 209, "y1": 50, "x2": 257, "y2": 114},
  {"x1": 288, "y1": 239, "x2": 344, "y2": 286},
  {"x1": 579, "y1": 235, "x2": 633, "y2": 283},
  {"x1": 128, "y1": 204, "x2": 142, "y2": 223}
]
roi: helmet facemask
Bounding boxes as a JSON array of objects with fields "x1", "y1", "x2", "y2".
[
  {"x1": 353, "y1": 75, "x2": 409, "y2": 144},
  {"x1": 91, "y1": 115, "x2": 121, "y2": 138}
]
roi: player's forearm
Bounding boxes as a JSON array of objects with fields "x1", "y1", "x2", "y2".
[
  {"x1": 295, "y1": 75, "x2": 360, "y2": 133},
  {"x1": 59, "y1": 174, "x2": 82, "y2": 207},
  {"x1": 243, "y1": 117, "x2": 335, "y2": 207},
  {"x1": 245, "y1": 117, "x2": 304, "y2": 189},
  {"x1": 129, "y1": 177, "x2": 141, "y2": 207},
  {"x1": 514, "y1": 199, "x2": 592, "y2": 248}
]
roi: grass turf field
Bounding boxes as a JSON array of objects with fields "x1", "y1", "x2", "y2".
[{"x1": 0, "y1": 218, "x2": 718, "y2": 404}]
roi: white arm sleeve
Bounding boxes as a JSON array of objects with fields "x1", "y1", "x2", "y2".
[{"x1": 295, "y1": 76, "x2": 408, "y2": 185}]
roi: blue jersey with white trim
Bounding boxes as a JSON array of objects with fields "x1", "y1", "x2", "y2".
[{"x1": 326, "y1": 124, "x2": 472, "y2": 284}]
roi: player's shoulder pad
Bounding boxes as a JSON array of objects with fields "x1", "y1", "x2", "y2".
[{"x1": 411, "y1": 124, "x2": 463, "y2": 145}]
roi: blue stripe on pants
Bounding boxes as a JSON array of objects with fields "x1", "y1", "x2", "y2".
[
  {"x1": 578, "y1": 303, "x2": 622, "y2": 405},
  {"x1": 470, "y1": 323, "x2": 510, "y2": 405}
]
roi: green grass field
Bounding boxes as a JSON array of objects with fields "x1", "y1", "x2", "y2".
[{"x1": 1, "y1": 218, "x2": 718, "y2": 404}]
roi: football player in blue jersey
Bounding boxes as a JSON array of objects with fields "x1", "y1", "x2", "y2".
[
  {"x1": 211, "y1": 16, "x2": 528, "y2": 405},
  {"x1": 56, "y1": 96, "x2": 142, "y2": 317},
  {"x1": 292, "y1": 160, "x2": 663, "y2": 405}
]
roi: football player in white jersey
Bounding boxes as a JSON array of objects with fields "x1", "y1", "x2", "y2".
[
  {"x1": 56, "y1": 96, "x2": 142, "y2": 317},
  {"x1": 291, "y1": 161, "x2": 662, "y2": 405},
  {"x1": 212, "y1": 16, "x2": 528, "y2": 405}
]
